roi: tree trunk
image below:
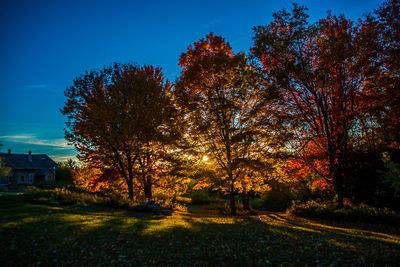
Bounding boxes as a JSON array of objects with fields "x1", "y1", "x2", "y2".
[
  {"x1": 327, "y1": 138, "x2": 344, "y2": 208},
  {"x1": 230, "y1": 179, "x2": 236, "y2": 215},
  {"x1": 230, "y1": 191, "x2": 236, "y2": 216},
  {"x1": 242, "y1": 191, "x2": 250, "y2": 210},
  {"x1": 127, "y1": 179, "x2": 134, "y2": 200},
  {"x1": 333, "y1": 168, "x2": 344, "y2": 208},
  {"x1": 144, "y1": 176, "x2": 152, "y2": 200},
  {"x1": 337, "y1": 187, "x2": 344, "y2": 208},
  {"x1": 334, "y1": 184, "x2": 344, "y2": 208}
]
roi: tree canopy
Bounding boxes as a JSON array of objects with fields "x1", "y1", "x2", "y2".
[{"x1": 62, "y1": 63, "x2": 180, "y2": 199}]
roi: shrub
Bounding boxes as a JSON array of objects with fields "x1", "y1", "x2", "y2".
[
  {"x1": 250, "y1": 198, "x2": 263, "y2": 210},
  {"x1": 251, "y1": 190, "x2": 292, "y2": 212},
  {"x1": 288, "y1": 200, "x2": 400, "y2": 226},
  {"x1": 18, "y1": 185, "x2": 176, "y2": 215},
  {"x1": 152, "y1": 191, "x2": 176, "y2": 208},
  {"x1": 52, "y1": 188, "x2": 132, "y2": 208},
  {"x1": 48, "y1": 187, "x2": 173, "y2": 215},
  {"x1": 190, "y1": 191, "x2": 211, "y2": 205}
]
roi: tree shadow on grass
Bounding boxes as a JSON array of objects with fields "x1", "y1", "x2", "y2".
[
  {"x1": 157, "y1": 214, "x2": 399, "y2": 266},
  {"x1": 264, "y1": 212, "x2": 400, "y2": 240},
  {"x1": 1, "y1": 195, "x2": 399, "y2": 266}
]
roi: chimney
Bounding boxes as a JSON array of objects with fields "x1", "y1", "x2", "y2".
[
  {"x1": 28, "y1": 151, "x2": 32, "y2": 162},
  {"x1": 8, "y1": 149, "x2": 11, "y2": 154}
]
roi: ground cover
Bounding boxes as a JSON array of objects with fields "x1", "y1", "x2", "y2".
[{"x1": 1, "y1": 193, "x2": 399, "y2": 266}]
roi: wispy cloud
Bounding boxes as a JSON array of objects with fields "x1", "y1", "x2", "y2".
[
  {"x1": 52, "y1": 155, "x2": 78, "y2": 162},
  {"x1": 203, "y1": 18, "x2": 223, "y2": 28},
  {"x1": 0, "y1": 135, "x2": 33, "y2": 139},
  {"x1": 0, "y1": 134, "x2": 71, "y2": 149}
]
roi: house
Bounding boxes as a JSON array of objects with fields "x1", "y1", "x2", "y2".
[{"x1": 0, "y1": 149, "x2": 57, "y2": 185}]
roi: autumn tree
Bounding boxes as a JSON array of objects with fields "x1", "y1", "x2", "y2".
[
  {"x1": 175, "y1": 33, "x2": 260, "y2": 215},
  {"x1": 0, "y1": 144, "x2": 11, "y2": 182},
  {"x1": 62, "y1": 63, "x2": 180, "y2": 199},
  {"x1": 0, "y1": 157, "x2": 10, "y2": 180},
  {"x1": 252, "y1": 4, "x2": 365, "y2": 207},
  {"x1": 357, "y1": 0, "x2": 400, "y2": 150},
  {"x1": 349, "y1": 0, "x2": 400, "y2": 205},
  {"x1": 373, "y1": 0, "x2": 400, "y2": 148}
]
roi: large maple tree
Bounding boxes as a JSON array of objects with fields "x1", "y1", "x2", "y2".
[
  {"x1": 62, "y1": 63, "x2": 180, "y2": 199},
  {"x1": 251, "y1": 4, "x2": 365, "y2": 207}
]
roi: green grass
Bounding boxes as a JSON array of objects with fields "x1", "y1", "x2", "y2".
[{"x1": 1, "y1": 192, "x2": 400, "y2": 266}]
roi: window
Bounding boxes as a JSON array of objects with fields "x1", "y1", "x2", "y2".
[
  {"x1": 20, "y1": 175, "x2": 25, "y2": 183},
  {"x1": 28, "y1": 174, "x2": 34, "y2": 184}
]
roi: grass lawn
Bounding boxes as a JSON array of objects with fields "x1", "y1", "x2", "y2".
[{"x1": 1, "y1": 193, "x2": 399, "y2": 266}]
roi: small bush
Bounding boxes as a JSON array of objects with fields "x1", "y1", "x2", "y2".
[
  {"x1": 152, "y1": 191, "x2": 176, "y2": 208},
  {"x1": 252, "y1": 190, "x2": 292, "y2": 212},
  {"x1": 20, "y1": 186, "x2": 175, "y2": 215},
  {"x1": 52, "y1": 188, "x2": 132, "y2": 208},
  {"x1": 190, "y1": 191, "x2": 211, "y2": 205},
  {"x1": 289, "y1": 200, "x2": 400, "y2": 226},
  {"x1": 250, "y1": 198, "x2": 263, "y2": 210},
  {"x1": 48, "y1": 187, "x2": 173, "y2": 215}
]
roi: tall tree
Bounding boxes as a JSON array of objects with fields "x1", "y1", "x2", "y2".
[
  {"x1": 175, "y1": 33, "x2": 260, "y2": 215},
  {"x1": 358, "y1": 0, "x2": 400, "y2": 149},
  {"x1": 252, "y1": 4, "x2": 364, "y2": 207},
  {"x1": 374, "y1": 0, "x2": 400, "y2": 147},
  {"x1": 62, "y1": 63, "x2": 179, "y2": 199}
]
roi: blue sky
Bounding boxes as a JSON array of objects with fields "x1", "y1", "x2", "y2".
[{"x1": 0, "y1": 0, "x2": 383, "y2": 162}]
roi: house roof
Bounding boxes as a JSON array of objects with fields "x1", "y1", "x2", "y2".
[{"x1": 0, "y1": 153, "x2": 58, "y2": 170}]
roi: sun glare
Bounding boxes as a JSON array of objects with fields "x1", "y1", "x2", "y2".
[{"x1": 202, "y1": 155, "x2": 208, "y2": 162}]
